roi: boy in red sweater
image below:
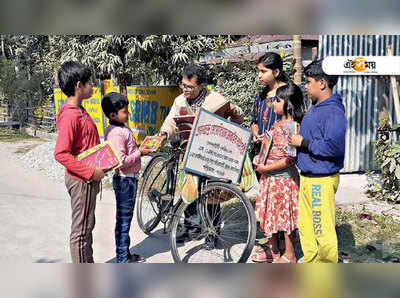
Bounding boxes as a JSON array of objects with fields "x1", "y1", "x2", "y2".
[{"x1": 54, "y1": 61, "x2": 105, "y2": 263}]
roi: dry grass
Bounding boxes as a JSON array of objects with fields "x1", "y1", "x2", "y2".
[
  {"x1": 0, "y1": 127, "x2": 46, "y2": 143},
  {"x1": 249, "y1": 195, "x2": 400, "y2": 262},
  {"x1": 336, "y1": 207, "x2": 400, "y2": 262}
]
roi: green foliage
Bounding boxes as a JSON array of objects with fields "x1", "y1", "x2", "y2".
[
  {"x1": 366, "y1": 116, "x2": 400, "y2": 202},
  {"x1": 1, "y1": 34, "x2": 235, "y2": 127},
  {"x1": 1, "y1": 34, "x2": 299, "y2": 131},
  {"x1": 50, "y1": 35, "x2": 232, "y2": 87},
  {"x1": 211, "y1": 62, "x2": 260, "y2": 128},
  {"x1": 0, "y1": 58, "x2": 45, "y2": 124},
  {"x1": 1, "y1": 35, "x2": 53, "y2": 96}
]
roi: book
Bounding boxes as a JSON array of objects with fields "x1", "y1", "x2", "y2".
[
  {"x1": 214, "y1": 101, "x2": 231, "y2": 117},
  {"x1": 285, "y1": 121, "x2": 298, "y2": 157},
  {"x1": 258, "y1": 131, "x2": 272, "y2": 165},
  {"x1": 173, "y1": 115, "x2": 195, "y2": 125},
  {"x1": 76, "y1": 140, "x2": 122, "y2": 171},
  {"x1": 173, "y1": 115, "x2": 195, "y2": 140},
  {"x1": 139, "y1": 136, "x2": 163, "y2": 152}
]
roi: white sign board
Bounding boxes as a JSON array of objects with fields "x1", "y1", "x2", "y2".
[{"x1": 183, "y1": 108, "x2": 251, "y2": 184}]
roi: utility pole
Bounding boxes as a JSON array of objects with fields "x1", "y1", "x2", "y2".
[
  {"x1": 387, "y1": 45, "x2": 400, "y2": 124},
  {"x1": 1, "y1": 35, "x2": 5, "y2": 58},
  {"x1": 293, "y1": 35, "x2": 302, "y2": 85}
]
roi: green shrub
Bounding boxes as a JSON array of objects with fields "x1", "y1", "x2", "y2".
[{"x1": 366, "y1": 116, "x2": 400, "y2": 202}]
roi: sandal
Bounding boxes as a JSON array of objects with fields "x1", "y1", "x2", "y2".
[
  {"x1": 255, "y1": 245, "x2": 264, "y2": 253},
  {"x1": 274, "y1": 254, "x2": 296, "y2": 264},
  {"x1": 128, "y1": 254, "x2": 146, "y2": 263},
  {"x1": 271, "y1": 251, "x2": 281, "y2": 262},
  {"x1": 251, "y1": 245, "x2": 273, "y2": 263}
]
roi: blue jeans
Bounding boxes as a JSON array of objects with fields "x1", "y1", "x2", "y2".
[{"x1": 113, "y1": 174, "x2": 138, "y2": 263}]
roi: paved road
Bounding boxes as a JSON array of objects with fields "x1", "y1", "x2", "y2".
[
  {"x1": 1, "y1": 140, "x2": 175, "y2": 263},
  {"x1": 1, "y1": 140, "x2": 370, "y2": 263}
]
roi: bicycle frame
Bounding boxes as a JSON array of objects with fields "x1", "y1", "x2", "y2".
[
  {"x1": 145, "y1": 138, "x2": 231, "y2": 233},
  {"x1": 148, "y1": 145, "x2": 186, "y2": 231}
]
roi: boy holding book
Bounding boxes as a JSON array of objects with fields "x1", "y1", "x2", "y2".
[
  {"x1": 102, "y1": 92, "x2": 152, "y2": 263},
  {"x1": 54, "y1": 61, "x2": 105, "y2": 263}
]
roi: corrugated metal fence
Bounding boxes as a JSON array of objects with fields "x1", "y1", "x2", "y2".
[{"x1": 318, "y1": 35, "x2": 399, "y2": 172}]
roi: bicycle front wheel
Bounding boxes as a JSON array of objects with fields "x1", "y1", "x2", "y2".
[
  {"x1": 170, "y1": 182, "x2": 256, "y2": 263},
  {"x1": 136, "y1": 154, "x2": 168, "y2": 234}
]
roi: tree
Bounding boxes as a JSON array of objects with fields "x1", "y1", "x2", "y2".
[
  {"x1": 0, "y1": 58, "x2": 45, "y2": 127},
  {"x1": 0, "y1": 34, "x2": 53, "y2": 97},
  {"x1": 49, "y1": 35, "x2": 233, "y2": 89}
]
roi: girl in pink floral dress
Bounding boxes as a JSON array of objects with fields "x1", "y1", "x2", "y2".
[{"x1": 253, "y1": 83, "x2": 305, "y2": 263}]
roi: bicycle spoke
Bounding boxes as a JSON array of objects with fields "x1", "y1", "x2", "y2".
[
  {"x1": 220, "y1": 206, "x2": 246, "y2": 224},
  {"x1": 217, "y1": 234, "x2": 248, "y2": 245},
  {"x1": 216, "y1": 236, "x2": 247, "y2": 253}
]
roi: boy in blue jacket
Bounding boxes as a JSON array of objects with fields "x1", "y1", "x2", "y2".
[{"x1": 288, "y1": 59, "x2": 346, "y2": 263}]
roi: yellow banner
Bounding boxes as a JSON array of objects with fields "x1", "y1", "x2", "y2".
[
  {"x1": 81, "y1": 88, "x2": 105, "y2": 137},
  {"x1": 54, "y1": 88, "x2": 68, "y2": 114},
  {"x1": 126, "y1": 86, "x2": 181, "y2": 143},
  {"x1": 103, "y1": 79, "x2": 120, "y2": 95},
  {"x1": 54, "y1": 84, "x2": 180, "y2": 141},
  {"x1": 54, "y1": 87, "x2": 105, "y2": 137},
  {"x1": 102, "y1": 80, "x2": 120, "y2": 129}
]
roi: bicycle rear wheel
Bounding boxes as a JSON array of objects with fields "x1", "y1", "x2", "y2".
[
  {"x1": 136, "y1": 154, "x2": 168, "y2": 234},
  {"x1": 170, "y1": 182, "x2": 256, "y2": 263}
]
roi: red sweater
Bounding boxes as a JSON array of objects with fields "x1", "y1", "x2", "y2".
[{"x1": 54, "y1": 104, "x2": 100, "y2": 182}]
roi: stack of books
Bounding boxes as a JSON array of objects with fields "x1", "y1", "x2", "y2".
[{"x1": 174, "y1": 107, "x2": 195, "y2": 140}]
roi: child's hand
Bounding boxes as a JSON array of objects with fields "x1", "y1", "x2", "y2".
[
  {"x1": 288, "y1": 133, "x2": 303, "y2": 147},
  {"x1": 232, "y1": 104, "x2": 243, "y2": 116},
  {"x1": 253, "y1": 135, "x2": 261, "y2": 143},
  {"x1": 253, "y1": 155, "x2": 260, "y2": 165},
  {"x1": 102, "y1": 167, "x2": 113, "y2": 174},
  {"x1": 256, "y1": 164, "x2": 269, "y2": 174},
  {"x1": 157, "y1": 133, "x2": 167, "y2": 143},
  {"x1": 140, "y1": 147, "x2": 153, "y2": 156},
  {"x1": 91, "y1": 168, "x2": 105, "y2": 181}
]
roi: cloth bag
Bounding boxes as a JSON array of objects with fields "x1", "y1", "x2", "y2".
[{"x1": 239, "y1": 153, "x2": 256, "y2": 192}]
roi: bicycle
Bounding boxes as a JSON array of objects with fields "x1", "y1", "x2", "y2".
[{"x1": 136, "y1": 133, "x2": 256, "y2": 263}]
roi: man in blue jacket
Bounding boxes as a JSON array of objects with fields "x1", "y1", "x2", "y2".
[{"x1": 289, "y1": 59, "x2": 346, "y2": 263}]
